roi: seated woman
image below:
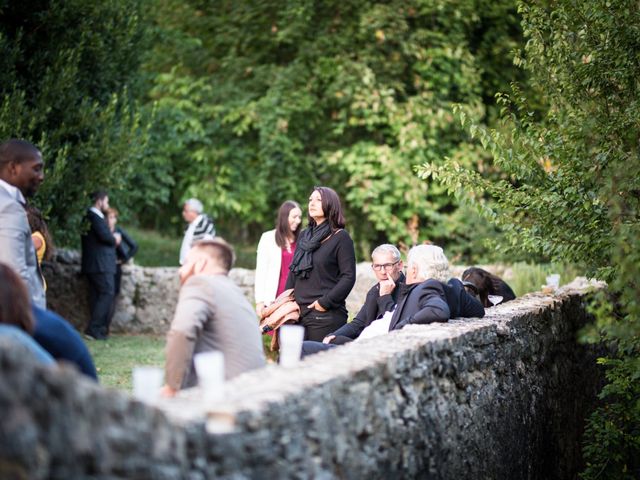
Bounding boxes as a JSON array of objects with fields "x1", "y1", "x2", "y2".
[
  {"x1": 0, "y1": 263, "x2": 53, "y2": 365},
  {"x1": 0, "y1": 262, "x2": 98, "y2": 379},
  {"x1": 461, "y1": 267, "x2": 516, "y2": 307}
]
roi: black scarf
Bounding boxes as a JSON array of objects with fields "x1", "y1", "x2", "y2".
[{"x1": 289, "y1": 221, "x2": 332, "y2": 279}]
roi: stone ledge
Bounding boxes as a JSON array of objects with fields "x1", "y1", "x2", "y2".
[{"x1": 0, "y1": 279, "x2": 605, "y2": 479}]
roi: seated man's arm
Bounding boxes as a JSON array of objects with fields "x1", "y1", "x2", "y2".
[
  {"x1": 396, "y1": 281, "x2": 450, "y2": 330},
  {"x1": 327, "y1": 287, "x2": 379, "y2": 340},
  {"x1": 164, "y1": 287, "x2": 209, "y2": 392}
]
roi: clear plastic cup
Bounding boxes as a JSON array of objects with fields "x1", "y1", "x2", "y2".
[
  {"x1": 546, "y1": 274, "x2": 560, "y2": 289},
  {"x1": 279, "y1": 324, "x2": 305, "y2": 367},
  {"x1": 132, "y1": 366, "x2": 164, "y2": 403},
  {"x1": 194, "y1": 350, "x2": 225, "y2": 403}
]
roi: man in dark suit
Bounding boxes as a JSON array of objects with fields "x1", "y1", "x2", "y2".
[
  {"x1": 81, "y1": 191, "x2": 120, "y2": 340},
  {"x1": 302, "y1": 244, "x2": 405, "y2": 356},
  {"x1": 388, "y1": 245, "x2": 485, "y2": 331}
]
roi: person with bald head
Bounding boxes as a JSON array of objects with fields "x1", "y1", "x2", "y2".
[
  {"x1": 162, "y1": 237, "x2": 265, "y2": 397},
  {"x1": 0, "y1": 139, "x2": 46, "y2": 308}
]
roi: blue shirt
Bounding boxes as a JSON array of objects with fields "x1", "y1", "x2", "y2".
[
  {"x1": 0, "y1": 324, "x2": 55, "y2": 365},
  {"x1": 32, "y1": 306, "x2": 98, "y2": 381}
]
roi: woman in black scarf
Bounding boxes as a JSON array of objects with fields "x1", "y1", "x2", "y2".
[{"x1": 285, "y1": 186, "x2": 356, "y2": 341}]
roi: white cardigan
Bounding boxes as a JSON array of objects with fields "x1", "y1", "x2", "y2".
[{"x1": 254, "y1": 229, "x2": 282, "y2": 305}]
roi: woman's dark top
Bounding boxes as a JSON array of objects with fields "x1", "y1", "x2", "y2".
[
  {"x1": 285, "y1": 229, "x2": 356, "y2": 317},
  {"x1": 115, "y1": 226, "x2": 138, "y2": 263}
]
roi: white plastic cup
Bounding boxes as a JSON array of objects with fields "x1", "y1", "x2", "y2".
[
  {"x1": 546, "y1": 274, "x2": 561, "y2": 289},
  {"x1": 279, "y1": 324, "x2": 305, "y2": 367},
  {"x1": 194, "y1": 350, "x2": 225, "y2": 403},
  {"x1": 132, "y1": 366, "x2": 164, "y2": 403}
]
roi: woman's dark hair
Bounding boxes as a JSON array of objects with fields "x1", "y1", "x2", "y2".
[
  {"x1": 461, "y1": 267, "x2": 514, "y2": 308},
  {"x1": 308, "y1": 186, "x2": 346, "y2": 231},
  {"x1": 25, "y1": 204, "x2": 54, "y2": 261},
  {"x1": 274, "y1": 200, "x2": 301, "y2": 249},
  {"x1": 0, "y1": 263, "x2": 35, "y2": 333}
]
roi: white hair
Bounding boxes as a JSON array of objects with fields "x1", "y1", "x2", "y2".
[
  {"x1": 184, "y1": 198, "x2": 203, "y2": 214},
  {"x1": 406, "y1": 245, "x2": 450, "y2": 282},
  {"x1": 371, "y1": 244, "x2": 401, "y2": 262}
]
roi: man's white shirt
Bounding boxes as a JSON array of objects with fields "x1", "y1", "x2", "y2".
[
  {"x1": 179, "y1": 214, "x2": 203, "y2": 265},
  {"x1": 89, "y1": 206, "x2": 104, "y2": 219},
  {"x1": 356, "y1": 307, "x2": 396, "y2": 341}
]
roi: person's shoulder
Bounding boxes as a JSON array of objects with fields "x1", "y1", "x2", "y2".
[
  {"x1": 184, "y1": 274, "x2": 237, "y2": 294},
  {"x1": 331, "y1": 228, "x2": 353, "y2": 244},
  {"x1": 420, "y1": 278, "x2": 446, "y2": 293},
  {"x1": 0, "y1": 194, "x2": 23, "y2": 214},
  {"x1": 258, "y1": 229, "x2": 276, "y2": 242}
]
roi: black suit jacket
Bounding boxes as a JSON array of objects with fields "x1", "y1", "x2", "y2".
[
  {"x1": 443, "y1": 278, "x2": 486, "y2": 319},
  {"x1": 331, "y1": 272, "x2": 405, "y2": 340},
  {"x1": 389, "y1": 278, "x2": 485, "y2": 331},
  {"x1": 81, "y1": 209, "x2": 116, "y2": 274}
]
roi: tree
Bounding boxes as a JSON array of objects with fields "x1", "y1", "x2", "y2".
[
  {"x1": 143, "y1": 0, "x2": 527, "y2": 256},
  {"x1": 0, "y1": 0, "x2": 151, "y2": 244},
  {"x1": 420, "y1": 1, "x2": 640, "y2": 477}
]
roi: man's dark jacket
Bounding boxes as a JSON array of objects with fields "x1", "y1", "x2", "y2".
[
  {"x1": 330, "y1": 272, "x2": 406, "y2": 340},
  {"x1": 81, "y1": 209, "x2": 116, "y2": 274},
  {"x1": 389, "y1": 278, "x2": 484, "y2": 331}
]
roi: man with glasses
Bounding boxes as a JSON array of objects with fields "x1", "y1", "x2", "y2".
[{"x1": 301, "y1": 244, "x2": 405, "y2": 355}]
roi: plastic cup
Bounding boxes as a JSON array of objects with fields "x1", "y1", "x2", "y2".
[
  {"x1": 194, "y1": 350, "x2": 225, "y2": 403},
  {"x1": 487, "y1": 295, "x2": 504, "y2": 306},
  {"x1": 279, "y1": 324, "x2": 305, "y2": 367},
  {"x1": 546, "y1": 274, "x2": 560, "y2": 289},
  {"x1": 132, "y1": 366, "x2": 164, "y2": 403}
]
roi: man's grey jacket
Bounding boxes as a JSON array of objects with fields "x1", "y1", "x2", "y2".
[{"x1": 0, "y1": 186, "x2": 46, "y2": 308}]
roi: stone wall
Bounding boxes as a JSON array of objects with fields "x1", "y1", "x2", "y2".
[
  {"x1": 43, "y1": 251, "x2": 383, "y2": 334},
  {"x1": 0, "y1": 280, "x2": 605, "y2": 479}
]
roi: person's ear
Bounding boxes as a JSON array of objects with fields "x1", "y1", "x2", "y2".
[
  {"x1": 192, "y1": 257, "x2": 208, "y2": 275},
  {"x1": 7, "y1": 160, "x2": 19, "y2": 177}
]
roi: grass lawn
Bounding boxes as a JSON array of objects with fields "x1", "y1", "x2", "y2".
[
  {"x1": 508, "y1": 262, "x2": 582, "y2": 297},
  {"x1": 87, "y1": 334, "x2": 275, "y2": 391},
  {"x1": 86, "y1": 334, "x2": 165, "y2": 390},
  {"x1": 120, "y1": 226, "x2": 257, "y2": 269},
  {"x1": 124, "y1": 226, "x2": 181, "y2": 267}
]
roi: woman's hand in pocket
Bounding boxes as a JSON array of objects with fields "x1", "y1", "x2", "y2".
[{"x1": 309, "y1": 300, "x2": 327, "y2": 312}]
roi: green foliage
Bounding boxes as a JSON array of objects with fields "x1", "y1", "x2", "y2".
[
  {"x1": 420, "y1": 1, "x2": 640, "y2": 477},
  {"x1": 507, "y1": 262, "x2": 580, "y2": 297},
  {"x1": 0, "y1": 0, "x2": 151, "y2": 245},
  {"x1": 143, "y1": 0, "x2": 527, "y2": 257}
]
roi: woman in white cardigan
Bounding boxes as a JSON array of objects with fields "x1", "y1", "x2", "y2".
[{"x1": 254, "y1": 200, "x2": 302, "y2": 316}]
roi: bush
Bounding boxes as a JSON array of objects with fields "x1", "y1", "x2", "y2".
[
  {"x1": 420, "y1": 1, "x2": 640, "y2": 477},
  {"x1": 0, "y1": 0, "x2": 151, "y2": 245}
]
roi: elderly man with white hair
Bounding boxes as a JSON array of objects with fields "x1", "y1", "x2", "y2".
[
  {"x1": 179, "y1": 198, "x2": 216, "y2": 265},
  {"x1": 387, "y1": 244, "x2": 484, "y2": 331}
]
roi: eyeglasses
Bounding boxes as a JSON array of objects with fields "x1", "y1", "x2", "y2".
[{"x1": 371, "y1": 261, "x2": 400, "y2": 271}]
